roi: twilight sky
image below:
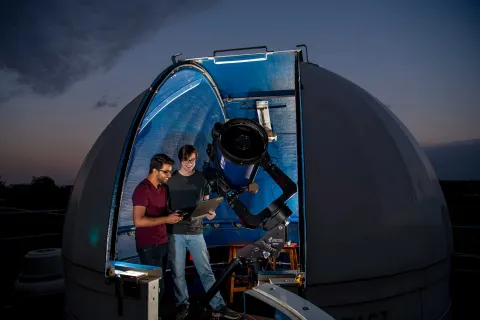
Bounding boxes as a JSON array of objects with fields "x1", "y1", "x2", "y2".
[{"x1": 0, "y1": 0, "x2": 478, "y2": 185}]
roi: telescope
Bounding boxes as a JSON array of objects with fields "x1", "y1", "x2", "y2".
[{"x1": 203, "y1": 118, "x2": 298, "y2": 230}]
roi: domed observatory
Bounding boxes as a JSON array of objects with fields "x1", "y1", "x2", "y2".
[{"x1": 62, "y1": 46, "x2": 453, "y2": 320}]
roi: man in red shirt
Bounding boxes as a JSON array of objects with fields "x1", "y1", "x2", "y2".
[{"x1": 132, "y1": 153, "x2": 183, "y2": 316}]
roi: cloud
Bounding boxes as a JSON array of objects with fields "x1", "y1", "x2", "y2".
[
  {"x1": 0, "y1": 0, "x2": 220, "y2": 103},
  {"x1": 0, "y1": 70, "x2": 26, "y2": 104},
  {"x1": 94, "y1": 94, "x2": 119, "y2": 109}
]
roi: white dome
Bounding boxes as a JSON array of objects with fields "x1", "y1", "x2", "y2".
[
  {"x1": 63, "y1": 90, "x2": 148, "y2": 272},
  {"x1": 61, "y1": 49, "x2": 453, "y2": 320},
  {"x1": 300, "y1": 62, "x2": 453, "y2": 319}
]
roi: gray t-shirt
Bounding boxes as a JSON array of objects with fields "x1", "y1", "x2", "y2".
[{"x1": 167, "y1": 170, "x2": 211, "y2": 235}]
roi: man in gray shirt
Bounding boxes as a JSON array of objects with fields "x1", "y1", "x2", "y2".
[{"x1": 167, "y1": 144, "x2": 240, "y2": 320}]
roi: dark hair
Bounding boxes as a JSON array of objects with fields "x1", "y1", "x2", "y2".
[
  {"x1": 178, "y1": 144, "x2": 198, "y2": 162},
  {"x1": 149, "y1": 153, "x2": 174, "y2": 173}
]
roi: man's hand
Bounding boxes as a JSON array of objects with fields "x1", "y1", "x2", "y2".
[
  {"x1": 166, "y1": 213, "x2": 183, "y2": 224},
  {"x1": 205, "y1": 210, "x2": 216, "y2": 220}
]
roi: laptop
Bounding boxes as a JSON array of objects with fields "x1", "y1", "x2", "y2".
[{"x1": 178, "y1": 197, "x2": 224, "y2": 221}]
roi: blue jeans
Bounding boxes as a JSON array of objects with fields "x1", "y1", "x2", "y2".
[
  {"x1": 168, "y1": 234, "x2": 226, "y2": 310},
  {"x1": 137, "y1": 243, "x2": 168, "y2": 305}
]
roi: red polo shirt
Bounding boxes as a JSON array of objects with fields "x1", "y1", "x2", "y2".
[{"x1": 132, "y1": 179, "x2": 168, "y2": 248}]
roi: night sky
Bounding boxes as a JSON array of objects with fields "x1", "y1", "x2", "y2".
[{"x1": 0, "y1": 0, "x2": 478, "y2": 184}]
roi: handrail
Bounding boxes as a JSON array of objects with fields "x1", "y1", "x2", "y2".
[
  {"x1": 452, "y1": 225, "x2": 480, "y2": 230},
  {"x1": 213, "y1": 46, "x2": 269, "y2": 57},
  {"x1": 116, "y1": 220, "x2": 272, "y2": 236},
  {"x1": 0, "y1": 209, "x2": 65, "y2": 215}
]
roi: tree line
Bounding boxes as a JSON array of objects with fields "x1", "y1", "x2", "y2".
[{"x1": 0, "y1": 175, "x2": 72, "y2": 211}]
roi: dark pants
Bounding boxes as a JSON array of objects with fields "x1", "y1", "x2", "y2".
[{"x1": 137, "y1": 243, "x2": 168, "y2": 305}]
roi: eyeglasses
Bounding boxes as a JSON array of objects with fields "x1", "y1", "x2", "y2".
[
  {"x1": 183, "y1": 158, "x2": 197, "y2": 164},
  {"x1": 158, "y1": 170, "x2": 172, "y2": 176}
]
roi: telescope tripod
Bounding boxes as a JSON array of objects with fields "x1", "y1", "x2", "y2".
[{"x1": 182, "y1": 223, "x2": 286, "y2": 320}]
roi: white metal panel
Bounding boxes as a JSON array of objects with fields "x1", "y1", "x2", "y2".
[
  {"x1": 62, "y1": 90, "x2": 147, "y2": 272},
  {"x1": 300, "y1": 62, "x2": 452, "y2": 319}
]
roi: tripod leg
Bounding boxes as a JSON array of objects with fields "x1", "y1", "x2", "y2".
[
  {"x1": 184, "y1": 258, "x2": 242, "y2": 320},
  {"x1": 203, "y1": 258, "x2": 242, "y2": 306}
]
